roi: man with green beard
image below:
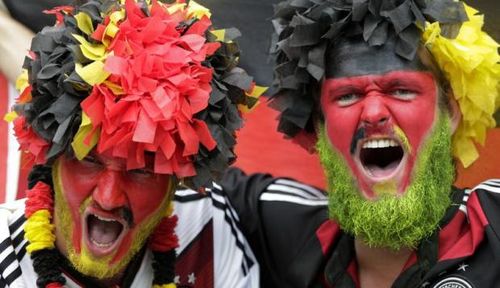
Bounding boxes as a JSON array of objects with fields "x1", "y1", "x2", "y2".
[{"x1": 207, "y1": 0, "x2": 500, "y2": 287}]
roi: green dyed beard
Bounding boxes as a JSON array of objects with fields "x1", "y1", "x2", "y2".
[{"x1": 317, "y1": 112, "x2": 455, "y2": 250}]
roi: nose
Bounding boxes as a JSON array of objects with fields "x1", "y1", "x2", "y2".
[
  {"x1": 93, "y1": 170, "x2": 128, "y2": 210},
  {"x1": 360, "y1": 96, "x2": 390, "y2": 128}
]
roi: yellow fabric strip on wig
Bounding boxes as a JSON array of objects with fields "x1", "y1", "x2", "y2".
[
  {"x1": 186, "y1": 0, "x2": 211, "y2": 19},
  {"x1": 153, "y1": 284, "x2": 176, "y2": 288},
  {"x1": 75, "y1": 62, "x2": 110, "y2": 86},
  {"x1": 422, "y1": 4, "x2": 500, "y2": 167},
  {"x1": 71, "y1": 111, "x2": 100, "y2": 160},
  {"x1": 75, "y1": 12, "x2": 94, "y2": 35},
  {"x1": 101, "y1": 10, "x2": 126, "y2": 47},
  {"x1": 72, "y1": 34, "x2": 107, "y2": 61},
  {"x1": 25, "y1": 209, "x2": 56, "y2": 253},
  {"x1": 166, "y1": 3, "x2": 187, "y2": 15},
  {"x1": 15, "y1": 69, "x2": 29, "y2": 92},
  {"x1": 3, "y1": 111, "x2": 18, "y2": 123},
  {"x1": 239, "y1": 85, "x2": 267, "y2": 112},
  {"x1": 210, "y1": 29, "x2": 225, "y2": 42}
]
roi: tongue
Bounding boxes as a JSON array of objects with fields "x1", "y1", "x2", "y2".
[
  {"x1": 88, "y1": 216, "x2": 123, "y2": 245},
  {"x1": 366, "y1": 161, "x2": 399, "y2": 178}
]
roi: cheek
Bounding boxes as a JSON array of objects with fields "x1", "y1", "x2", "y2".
[
  {"x1": 391, "y1": 94, "x2": 437, "y2": 151},
  {"x1": 59, "y1": 160, "x2": 97, "y2": 210},
  {"x1": 322, "y1": 102, "x2": 361, "y2": 154},
  {"x1": 125, "y1": 177, "x2": 171, "y2": 223}
]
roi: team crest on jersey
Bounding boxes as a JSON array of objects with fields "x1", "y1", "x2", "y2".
[{"x1": 431, "y1": 276, "x2": 473, "y2": 288}]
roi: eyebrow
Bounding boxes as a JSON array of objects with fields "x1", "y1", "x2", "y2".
[
  {"x1": 334, "y1": 84, "x2": 361, "y2": 92},
  {"x1": 326, "y1": 84, "x2": 363, "y2": 98},
  {"x1": 376, "y1": 78, "x2": 404, "y2": 87},
  {"x1": 374, "y1": 76, "x2": 416, "y2": 89}
]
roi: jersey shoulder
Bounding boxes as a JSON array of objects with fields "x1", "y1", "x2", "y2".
[{"x1": 469, "y1": 179, "x2": 500, "y2": 238}]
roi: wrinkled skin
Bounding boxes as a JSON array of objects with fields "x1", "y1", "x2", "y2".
[
  {"x1": 53, "y1": 152, "x2": 174, "y2": 280},
  {"x1": 321, "y1": 37, "x2": 439, "y2": 198}
]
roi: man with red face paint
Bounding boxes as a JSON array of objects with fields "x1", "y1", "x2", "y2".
[
  {"x1": 186, "y1": 1, "x2": 500, "y2": 287},
  {"x1": 0, "y1": 0, "x2": 265, "y2": 287}
]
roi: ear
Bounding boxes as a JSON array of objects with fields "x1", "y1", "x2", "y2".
[{"x1": 447, "y1": 95, "x2": 461, "y2": 133}]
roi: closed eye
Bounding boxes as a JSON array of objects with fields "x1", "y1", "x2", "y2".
[
  {"x1": 128, "y1": 168, "x2": 155, "y2": 178},
  {"x1": 79, "y1": 154, "x2": 104, "y2": 170},
  {"x1": 82, "y1": 155, "x2": 102, "y2": 165}
]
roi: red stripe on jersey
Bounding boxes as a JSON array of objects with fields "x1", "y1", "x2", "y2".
[
  {"x1": 346, "y1": 259, "x2": 360, "y2": 288},
  {"x1": 176, "y1": 221, "x2": 214, "y2": 287},
  {"x1": 316, "y1": 220, "x2": 341, "y2": 255},
  {"x1": 439, "y1": 191, "x2": 488, "y2": 261}
]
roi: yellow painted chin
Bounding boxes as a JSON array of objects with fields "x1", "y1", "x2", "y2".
[
  {"x1": 68, "y1": 246, "x2": 121, "y2": 279},
  {"x1": 372, "y1": 181, "x2": 398, "y2": 197}
]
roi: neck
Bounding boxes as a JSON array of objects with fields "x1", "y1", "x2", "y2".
[{"x1": 355, "y1": 239, "x2": 412, "y2": 288}]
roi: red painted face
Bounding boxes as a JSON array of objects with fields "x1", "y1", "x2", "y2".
[
  {"x1": 320, "y1": 70, "x2": 438, "y2": 198},
  {"x1": 56, "y1": 152, "x2": 173, "y2": 265}
]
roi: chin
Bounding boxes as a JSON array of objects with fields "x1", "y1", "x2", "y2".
[{"x1": 69, "y1": 247, "x2": 127, "y2": 279}]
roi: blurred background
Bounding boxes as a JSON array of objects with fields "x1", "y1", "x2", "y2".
[{"x1": 0, "y1": 0, "x2": 498, "y2": 202}]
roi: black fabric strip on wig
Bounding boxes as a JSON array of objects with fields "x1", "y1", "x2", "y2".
[
  {"x1": 152, "y1": 249, "x2": 176, "y2": 285},
  {"x1": 31, "y1": 249, "x2": 66, "y2": 287}
]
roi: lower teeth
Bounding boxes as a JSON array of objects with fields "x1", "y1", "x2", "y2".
[{"x1": 90, "y1": 237, "x2": 113, "y2": 248}]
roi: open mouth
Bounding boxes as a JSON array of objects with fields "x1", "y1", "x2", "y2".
[
  {"x1": 84, "y1": 211, "x2": 128, "y2": 256},
  {"x1": 359, "y1": 138, "x2": 405, "y2": 178}
]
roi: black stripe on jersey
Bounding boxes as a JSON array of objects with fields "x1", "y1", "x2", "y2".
[
  {"x1": 0, "y1": 237, "x2": 12, "y2": 253},
  {"x1": 16, "y1": 241, "x2": 28, "y2": 263},
  {"x1": 474, "y1": 182, "x2": 500, "y2": 194},
  {"x1": 0, "y1": 251, "x2": 21, "y2": 285},
  {"x1": 261, "y1": 189, "x2": 321, "y2": 201},
  {"x1": 9, "y1": 214, "x2": 28, "y2": 262},
  {"x1": 174, "y1": 193, "x2": 206, "y2": 203},
  {"x1": 219, "y1": 194, "x2": 253, "y2": 275},
  {"x1": 482, "y1": 182, "x2": 500, "y2": 188},
  {"x1": 3, "y1": 266, "x2": 21, "y2": 286},
  {"x1": 268, "y1": 184, "x2": 318, "y2": 198},
  {"x1": 12, "y1": 231, "x2": 24, "y2": 251},
  {"x1": 272, "y1": 179, "x2": 326, "y2": 198},
  {"x1": 8, "y1": 215, "x2": 25, "y2": 236},
  {"x1": 0, "y1": 276, "x2": 6, "y2": 288},
  {"x1": 210, "y1": 194, "x2": 254, "y2": 275},
  {"x1": 209, "y1": 186, "x2": 224, "y2": 197}
]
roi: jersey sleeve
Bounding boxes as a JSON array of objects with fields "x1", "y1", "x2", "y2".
[
  {"x1": 217, "y1": 168, "x2": 276, "y2": 236},
  {"x1": 217, "y1": 168, "x2": 330, "y2": 287}
]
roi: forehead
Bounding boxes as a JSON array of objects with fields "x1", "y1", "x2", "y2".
[{"x1": 325, "y1": 36, "x2": 427, "y2": 79}]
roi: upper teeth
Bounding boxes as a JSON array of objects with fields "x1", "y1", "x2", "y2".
[
  {"x1": 94, "y1": 215, "x2": 116, "y2": 222},
  {"x1": 362, "y1": 139, "x2": 399, "y2": 149}
]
